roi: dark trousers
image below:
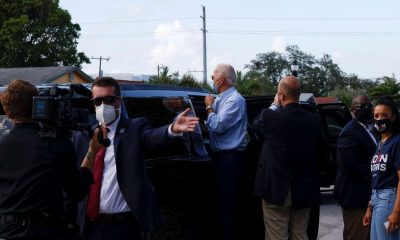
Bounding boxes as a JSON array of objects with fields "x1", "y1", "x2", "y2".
[
  {"x1": 83, "y1": 218, "x2": 141, "y2": 240},
  {"x1": 211, "y1": 150, "x2": 244, "y2": 240},
  {"x1": 342, "y1": 208, "x2": 370, "y2": 240}
]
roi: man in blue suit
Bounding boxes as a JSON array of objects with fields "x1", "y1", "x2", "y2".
[
  {"x1": 333, "y1": 95, "x2": 376, "y2": 240},
  {"x1": 75, "y1": 77, "x2": 199, "y2": 240}
]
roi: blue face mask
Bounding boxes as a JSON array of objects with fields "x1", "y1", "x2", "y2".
[{"x1": 212, "y1": 80, "x2": 222, "y2": 94}]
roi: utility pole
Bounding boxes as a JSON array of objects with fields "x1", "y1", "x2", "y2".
[
  {"x1": 201, "y1": 5, "x2": 207, "y2": 85},
  {"x1": 91, "y1": 56, "x2": 110, "y2": 78},
  {"x1": 157, "y1": 64, "x2": 160, "y2": 81}
]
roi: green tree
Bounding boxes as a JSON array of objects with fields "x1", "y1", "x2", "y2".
[
  {"x1": 369, "y1": 76, "x2": 400, "y2": 104},
  {"x1": 327, "y1": 75, "x2": 378, "y2": 106},
  {"x1": 245, "y1": 51, "x2": 288, "y2": 86},
  {"x1": 244, "y1": 45, "x2": 364, "y2": 97},
  {"x1": 0, "y1": 0, "x2": 90, "y2": 68},
  {"x1": 236, "y1": 70, "x2": 274, "y2": 95},
  {"x1": 179, "y1": 73, "x2": 202, "y2": 88},
  {"x1": 148, "y1": 66, "x2": 179, "y2": 85}
]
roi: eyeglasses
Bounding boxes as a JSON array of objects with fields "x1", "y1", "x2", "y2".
[{"x1": 91, "y1": 95, "x2": 119, "y2": 106}]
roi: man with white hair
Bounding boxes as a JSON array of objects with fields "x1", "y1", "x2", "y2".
[{"x1": 204, "y1": 63, "x2": 248, "y2": 240}]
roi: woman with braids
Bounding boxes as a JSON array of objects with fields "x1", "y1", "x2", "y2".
[{"x1": 363, "y1": 96, "x2": 400, "y2": 239}]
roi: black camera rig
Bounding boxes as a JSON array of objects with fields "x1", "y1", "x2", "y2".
[{"x1": 32, "y1": 84, "x2": 94, "y2": 138}]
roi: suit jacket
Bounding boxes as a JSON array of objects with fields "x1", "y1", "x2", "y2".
[
  {"x1": 253, "y1": 103, "x2": 322, "y2": 209},
  {"x1": 74, "y1": 115, "x2": 173, "y2": 231},
  {"x1": 333, "y1": 119, "x2": 376, "y2": 209}
]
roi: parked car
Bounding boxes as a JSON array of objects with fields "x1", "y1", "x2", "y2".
[{"x1": 0, "y1": 83, "x2": 352, "y2": 239}]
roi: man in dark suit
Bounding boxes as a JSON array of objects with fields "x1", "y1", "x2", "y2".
[
  {"x1": 333, "y1": 95, "x2": 376, "y2": 240},
  {"x1": 253, "y1": 76, "x2": 322, "y2": 240},
  {"x1": 75, "y1": 77, "x2": 199, "y2": 240}
]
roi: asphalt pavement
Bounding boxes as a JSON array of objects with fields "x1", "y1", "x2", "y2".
[{"x1": 318, "y1": 190, "x2": 344, "y2": 240}]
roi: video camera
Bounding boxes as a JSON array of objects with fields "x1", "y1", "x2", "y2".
[{"x1": 32, "y1": 84, "x2": 94, "y2": 138}]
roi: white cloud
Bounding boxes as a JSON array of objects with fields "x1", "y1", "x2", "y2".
[
  {"x1": 150, "y1": 20, "x2": 202, "y2": 76},
  {"x1": 272, "y1": 36, "x2": 286, "y2": 52},
  {"x1": 332, "y1": 51, "x2": 345, "y2": 61}
]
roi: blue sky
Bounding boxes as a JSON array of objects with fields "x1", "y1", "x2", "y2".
[{"x1": 59, "y1": 0, "x2": 400, "y2": 83}]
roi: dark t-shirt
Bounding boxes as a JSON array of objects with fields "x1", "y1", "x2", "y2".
[
  {"x1": 0, "y1": 123, "x2": 92, "y2": 217},
  {"x1": 371, "y1": 134, "x2": 400, "y2": 189}
]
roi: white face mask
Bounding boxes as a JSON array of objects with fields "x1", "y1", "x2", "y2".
[{"x1": 95, "y1": 104, "x2": 118, "y2": 126}]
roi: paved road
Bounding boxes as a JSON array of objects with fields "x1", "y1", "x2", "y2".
[{"x1": 318, "y1": 191, "x2": 344, "y2": 240}]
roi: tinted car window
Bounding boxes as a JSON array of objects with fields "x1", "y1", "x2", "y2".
[
  {"x1": 319, "y1": 106, "x2": 351, "y2": 143},
  {"x1": 123, "y1": 96, "x2": 208, "y2": 161}
]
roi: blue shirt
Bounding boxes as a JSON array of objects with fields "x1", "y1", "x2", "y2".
[
  {"x1": 206, "y1": 86, "x2": 248, "y2": 151},
  {"x1": 371, "y1": 134, "x2": 400, "y2": 189}
]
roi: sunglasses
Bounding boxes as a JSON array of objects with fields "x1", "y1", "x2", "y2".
[{"x1": 91, "y1": 95, "x2": 119, "y2": 106}]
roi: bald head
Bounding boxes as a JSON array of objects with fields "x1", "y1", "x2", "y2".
[
  {"x1": 351, "y1": 95, "x2": 370, "y2": 109},
  {"x1": 278, "y1": 76, "x2": 301, "y2": 102},
  {"x1": 351, "y1": 95, "x2": 372, "y2": 122}
]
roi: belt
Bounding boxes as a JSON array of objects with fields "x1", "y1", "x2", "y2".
[
  {"x1": 0, "y1": 213, "x2": 66, "y2": 228},
  {"x1": 0, "y1": 214, "x2": 28, "y2": 226},
  {"x1": 95, "y1": 212, "x2": 134, "y2": 223},
  {"x1": 372, "y1": 187, "x2": 397, "y2": 192}
]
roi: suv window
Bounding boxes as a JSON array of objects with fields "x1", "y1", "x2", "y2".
[
  {"x1": 123, "y1": 96, "x2": 208, "y2": 162},
  {"x1": 318, "y1": 105, "x2": 351, "y2": 143}
]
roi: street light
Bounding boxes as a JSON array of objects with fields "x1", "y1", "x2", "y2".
[{"x1": 291, "y1": 59, "x2": 299, "y2": 77}]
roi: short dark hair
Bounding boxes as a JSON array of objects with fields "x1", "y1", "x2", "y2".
[
  {"x1": 374, "y1": 96, "x2": 400, "y2": 134},
  {"x1": 92, "y1": 77, "x2": 121, "y2": 96},
  {"x1": 0, "y1": 79, "x2": 38, "y2": 120}
]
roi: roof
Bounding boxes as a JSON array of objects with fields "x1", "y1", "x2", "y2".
[
  {"x1": 299, "y1": 93, "x2": 315, "y2": 104},
  {"x1": 315, "y1": 96, "x2": 339, "y2": 104},
  {"x1": 0, "y1": 66, "x2": 93, "y2": 85}
]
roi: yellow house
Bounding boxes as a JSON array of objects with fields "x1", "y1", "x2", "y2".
[{"x1": 0, "y1": 66, "x2": 93, "y2": 85}]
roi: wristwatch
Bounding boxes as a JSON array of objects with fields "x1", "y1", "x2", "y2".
[{"x1": 206, "y1": 105, "x2": 213, "y2": 111}]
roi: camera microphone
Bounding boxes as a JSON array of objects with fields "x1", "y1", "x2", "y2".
[{"x1": 96, "y1": 125, "x2": 111, "y2": 147}]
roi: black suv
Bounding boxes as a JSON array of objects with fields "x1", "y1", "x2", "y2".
[{"x1": 0, "y1": 83, "x2": 352, "y2": 239}]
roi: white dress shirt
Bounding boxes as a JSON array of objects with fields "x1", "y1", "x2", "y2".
[
  {"x1": 99, "y1": 116, "x2": 180, "y2": 213},
  {"x1": 99, "y1": 115, "x2": 131, "y2": 213}
]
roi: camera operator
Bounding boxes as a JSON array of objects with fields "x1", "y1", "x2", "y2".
[{"x1": 0, "y1": 79, "x2": 94, "y2": 239}]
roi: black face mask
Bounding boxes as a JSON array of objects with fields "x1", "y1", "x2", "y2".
[
  {"x1": 354, "y1": 104, "x2": 372, "y2": 124},
  {"x1": 374, "y1": 118, "x2": 392, "y2": 134}
]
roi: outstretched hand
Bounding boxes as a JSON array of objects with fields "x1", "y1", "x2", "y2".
[{"x1": 172, "y1": 108, "x2": 199, "y2": 133}]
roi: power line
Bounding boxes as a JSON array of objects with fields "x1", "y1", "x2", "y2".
[
  {"x1": 78, "y1": 16, "x2": 400, "y2": 25},
  {"x1": 80, "y1": 17, "x2": 198, "y2": 25},
  {"x1": 80, "y1": 29, "x2": 400, "y2": 39},
  {"x1": 81, "y1": 30, "x2": 199, "y2": 39},
  {"x1": 208, "y1": 17, "x2": 400, "y2": 21},
  {"x1": 209, "y1": 30, "x2": 400, "y2": 36}
]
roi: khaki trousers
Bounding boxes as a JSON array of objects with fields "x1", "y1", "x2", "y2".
[
  {"x1": 342, "y1": 208, "x2": 370, "y2": 240},
  {"x1": 262, "y1": 192, "x2": 310, "y2": 240}
]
